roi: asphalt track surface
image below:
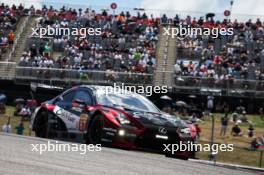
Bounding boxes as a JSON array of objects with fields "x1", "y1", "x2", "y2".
[{"x1": 0, "y1": 133, "x2": 260, "y2": 175}]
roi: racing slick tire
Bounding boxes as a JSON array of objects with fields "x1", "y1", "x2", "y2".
[{"x1": 34, "y1": 111, "x2": 49, "y2": 138}]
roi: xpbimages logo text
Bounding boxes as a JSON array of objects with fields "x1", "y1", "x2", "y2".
[
  {"x1": 31, "y1": 141, "x2": 102, "y2": 155},
  {"x1": 163, "y1": 142, "x2": 234, "y2": 155},
  {"x1": 102, "y1": 83, "x2": 169, "y2": 96},
  {"x1": 31, "y1": 26, "x2": 102, "y2": 38},
  {"x1": 163, "y1": 25, "x2": 234, "y2": 38}
]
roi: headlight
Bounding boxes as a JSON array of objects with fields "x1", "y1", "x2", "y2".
[
  {"x1": 118, "y1": 129, "x2": 126, "y2": 136},
  {"x1": 179, "y1": 128, "x2": 191, "y2": 134},
  {"x1": 116, "y1": 113, "x2": 131, "y2": 125}
]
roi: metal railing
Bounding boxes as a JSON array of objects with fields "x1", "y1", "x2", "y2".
[
  {"x1": 0, "y1": 62, "x2": 17, "y2": 80},
  {"x1": 0, "y1": 61, "x2": 17, "y2": 70},
  {"x1": 0, "y1": 62, "x2": 264, "y2": 97},
  {"x1": 173, "y1": 75, "x2": 264, "y2": 97},
  {"x1": 174, "y1": 75, "x2": 264, "y2": 89},
  {"x1": 15, "y1": 67, "x2": 154, "y2": 86}
]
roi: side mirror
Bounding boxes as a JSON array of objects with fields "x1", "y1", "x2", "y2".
[
  {"x1": 58, "y1": 96, "x2": 63, "y2": 101},
  {"x1": 54, "y1": 96, "x2": 63, "y2": 103}
]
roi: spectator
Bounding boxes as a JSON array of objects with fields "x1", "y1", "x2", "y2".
[
  {"x1": 19, "y1": 52, "x2": 30, "y2": 65},
  {"x1": 251, "y1": 138, "x2": 260, "y2": 151},
  {"x1": 19, "y1": 106, "x2": 31, "y2": 120},
  {"x1": 232, "y1": 112, "x2": 238, "y2": 123},
  {"x1": 161, "y1": 14, "x2": 168, "y2": 24},
  {"x1": 189, "y1": 113, "x2": 199, "y2": 123},
  {"x1": 7, "y1": 30, "x2": 15, "y2": 46},
  {"x1": 248, "y1": 124, "x2": 254, "y2": 138},
  {"x1": 231, "y1": 124, "x2": 243, "y2": 136},
  {"x1": 15, "y1": 120, "x2": 24, "y2": 135},
  {"x1": 240, "y1": 111, "x2": 248, "y2": 123},
  {"x1": 220, "y1": 113, "x2": 228, "y2": 136},
  {"x1": 0, "y1": 103, "x2": 5, "y2": 113},
  {"x1": 29, "y1": 44, "x2": 37, "y2": 58},
  {"x1": 43, "y1": 43, "x2": 51, "y2": 57},
  {"x1": 194, "y1": 123, "x2": 201, "y2": 141},
  {"x1": 2, "y1": 117, "x2": 11, "y2": 133},
  {"x1": 207, "y1": 95, "x2": 214, "y2": 111},
  {"x1": 260, "y1": 135, "x2": 264, "y2": 145},
  {"x1": 174, "y1": 63, "x2": 181, "y2": 75}
]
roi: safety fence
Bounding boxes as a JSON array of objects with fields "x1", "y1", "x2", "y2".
[
  {"x1": 173, "y1": 75, "x2": 264, "y2": 97},
  {"x1": 0, "y1": 62, "x2": 16, "y2": 80},
  {"x1": 0, "y1": 62, "x2": 264, "y2": 97},
  {"x1": 15, "y1": 66, "x2": 153, "y2": 86}
]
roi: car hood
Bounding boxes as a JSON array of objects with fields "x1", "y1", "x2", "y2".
[
  {"x1": 127, "y1": 110, "x2": 187, "y2": 128},
  {"x1": 102, "y1": 105, "x2": 188, "y2": 129}
]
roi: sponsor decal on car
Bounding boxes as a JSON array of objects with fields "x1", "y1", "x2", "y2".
[
  {"x1": 55, "y1": 108, "x2": 76, "y2": 123},
  {"x1": 54, "y1": 106, "x2": 80, "y2": 132},
  {"x1": 78, "y1": 113, "x2": 89, "y2": 131}
]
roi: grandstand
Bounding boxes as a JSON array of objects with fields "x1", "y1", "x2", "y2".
[{"x1": 0, "y1": 3, "x2": 263, "y2": 102}]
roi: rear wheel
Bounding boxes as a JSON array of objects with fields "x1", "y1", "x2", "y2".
[
  {"x1": 35, "y1": 111, "x2": 48, "y2": 138},
  {"x1": 87, "y1": 114, "x2": 104, "y2": 144}
]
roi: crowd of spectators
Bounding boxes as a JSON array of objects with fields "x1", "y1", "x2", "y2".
[
  {"x1": 171, "y1": 14, "x2": 264, "y2": 82},
  {"x1": 6, "y1": 4, "x2": 264, "y2": 87},
  {"x1": 0, "y1": 3, "x2": 25, "y2": 59},
  {"x1": 19, "y1": 5, "x2": 159, "y2": 74}
]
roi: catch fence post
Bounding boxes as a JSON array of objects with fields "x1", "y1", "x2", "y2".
[{"x1": 260, "y1": 150, "x2": 263, "y2": 168}]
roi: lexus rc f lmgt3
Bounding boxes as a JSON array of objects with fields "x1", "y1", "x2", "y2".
[{"x1": 31, "y1": 85, "x2": 197, "y2": 159}]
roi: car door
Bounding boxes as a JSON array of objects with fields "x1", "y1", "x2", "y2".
[
  {"x1": 71, "y1": 89, "x2": 93, "y2": 116},
  {"x1": 71, "y1": 89, "x2": 93, "y2": 132},
  {"x1": 56, "y1": 90, "x2": 75, "y2": 111},
  {"x1": 54, "y1": 90, "x2": 80, "y2": 132}
]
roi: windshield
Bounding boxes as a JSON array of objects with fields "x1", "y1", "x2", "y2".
[{"x1": 96, "y1": 91, "x2": 160, "y2": 113}]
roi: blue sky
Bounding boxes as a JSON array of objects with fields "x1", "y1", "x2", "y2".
[{"x1": 3, "y1": 0, "x2": 264, "y2": 20}]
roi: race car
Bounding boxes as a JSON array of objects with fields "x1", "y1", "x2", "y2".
[{"x1": 31, "y1": 85, "x2": 197, "y2": 159}]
